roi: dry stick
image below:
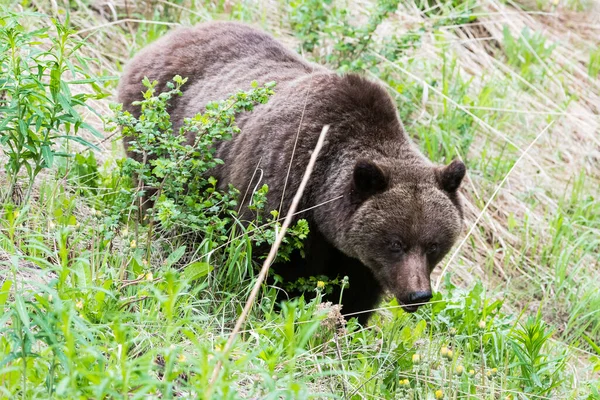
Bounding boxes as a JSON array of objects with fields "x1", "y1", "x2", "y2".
[
  {"x1": 434, "y1": 120, "x2": 555, "y2": 291},
  {"x1": 206, "y1": 125, "x2": 330, "y2": 392}
]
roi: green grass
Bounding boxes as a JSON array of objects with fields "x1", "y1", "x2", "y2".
[{"x1": 1, "y1": 0, "x2": 600, "y2": 398}]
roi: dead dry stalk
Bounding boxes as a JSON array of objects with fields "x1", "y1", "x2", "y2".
[{"x1": 206, "y1": 125, "x2": 329, "y2": 393}]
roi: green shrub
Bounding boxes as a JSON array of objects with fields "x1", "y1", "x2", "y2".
[{"x1": 0, "y1": 11, "x2": 107, "y2": 200}]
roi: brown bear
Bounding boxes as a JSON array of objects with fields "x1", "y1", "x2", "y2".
[{"x1": 118, "y1": 21, "x2": 466, "y2": 323}]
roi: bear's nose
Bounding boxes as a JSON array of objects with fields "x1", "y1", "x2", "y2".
[{"x1": 408, "y1": 291, "x2": 432, "y2": 305}]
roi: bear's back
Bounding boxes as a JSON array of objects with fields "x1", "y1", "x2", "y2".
[{"x1": 118, "y1": 21, "x2": 322, "y2": 126}]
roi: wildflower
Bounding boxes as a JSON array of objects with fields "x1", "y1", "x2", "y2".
[
  {"x1": 449, "y1": 327, "x2": 457, "y2": 337},
  {"x1": 412, "y1": 354, "x2": 421, "y2": 364},
  {"x1": 130, "y1": 240, "x2": 137, "y2": 248},
  {"x1": 440, "y1": 346, "x2": 449, "y2": 357},
  {"x1": 468, "y1": 369, "x2": 475, "y2": 376},
  {"x1": 455, "y1": 365, "x2": 464, "y2": 376},
  {"x1": 178, "y1": 353, "x2": 186, "y2": 362},
  {"x1": 146, "y1": 271, "x2": 153, "y2": 281},
  {"x1": 142, "y1": 259, "x2": 148, "y2": 266},
  {"x1": 75, "y1": 300, "x2": 83, "y2": 309},
  {"x1": 487, "y1": 367, "x2": 498, "y2": 377},
  {"x1": 446, "y1": 349, "x2": 453, "y2": 360},
  {"x1": 478, "y1": 320, "x2": 486, "y2": 329},
  {"x1": 121, "y1": 228, "x2": 129, "y2": 237},
  {"x1": 399, "y1": 378, "x2": 410, "y2": 386},
  {"x1": 435, "y1": 389, "x2": 444, "y2": 399},
  {"x1": 316, "y1": 280, "x2": 325, "y2": 289}
]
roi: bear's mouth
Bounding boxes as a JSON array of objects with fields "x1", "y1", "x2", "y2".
[{"x1": 401, "y1": 304, "x2": 420, "y2": 313}]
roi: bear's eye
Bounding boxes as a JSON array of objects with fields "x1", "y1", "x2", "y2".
[
  {"x1": 389, "y1": 240, "x2": 405, "y2": 253},
  {"x1": 426, "y1": 243, "x2": 439, "y2": 254}
]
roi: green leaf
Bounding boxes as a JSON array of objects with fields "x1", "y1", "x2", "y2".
[
  {"x1": 41, "y1": 144, "x2": 53, "y2": 167},
  {"x1": 165, "y1": 246, "x2": 186, "y2": 267},
  {"x1": 183, "y1": 262, "x2": 213, "y2": 282},
  {"x1": 57, "y1": 135, "x2": 100, "y2": 150},
  {"x1": 0, "y1": 280, "x2": 13, "y2": 316},
  {"x1": 50, "y1": 62, "x2": 60, "y2": 101}
]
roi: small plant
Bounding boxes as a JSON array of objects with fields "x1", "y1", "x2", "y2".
[
  {"x1": 108, "y1": 76, "x2": 275, "y2": 240},
  {"x1": 509, "y1": 312, "x2": 567, "y2": 395},
  {"x1": 589, "y1": 47, "x2": 600, "y2": 78},
  {"x1": 502, "y1": 26, "x2": 557, "y2": 84},
  {"x1": 0, "y1": 11, "x2": 106, "y2": 200}
]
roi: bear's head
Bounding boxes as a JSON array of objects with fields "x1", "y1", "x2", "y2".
[{"x1": 342, "y1": 158, "x2": 466, "y2": 312}]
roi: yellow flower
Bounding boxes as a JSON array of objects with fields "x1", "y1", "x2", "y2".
[
  {"x1": 178, "y1": 353, "x2": 186, "y2": 362},
  {"x1": 449, "y1": 327, "x2": 457, "y2": 337},
  {"x1": 146, "y1": 271, "x2": 153, "y2": 281},
  {"x1": 440, "y1": 346, "x2": 449, "y2": 357},
  {"x1": 130, "y1": 240, "x2": 137, "y2": 248},
  {"x1": 455, "y1": 365, "x2": 464, "y2": 376},
  {"x1": 412, "y1": 354, "x2": 421, "y2": 364},
  {"x1": 399, "y1": 378, "x2": 410, "y2": 386},
  {"x1": 468, "y1": 369, "x2": 475, "y2": 376},
  {"x1": 435, "y1": 389, "x2": 444, "y2": 399},
  {"x1": 316, "y1": 281, "x2": 325, "y2": 289},
  {"x1": 446, "y1": 349, "x2": 453, "y2": 360},
  {"x1": 75, "y1": 300, "x2": 83, "y2": 309}
]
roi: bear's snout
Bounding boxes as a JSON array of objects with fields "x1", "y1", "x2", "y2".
[
  {"x1": 393, "y1": 251, "x2": 433, "y2": 312},
  {"x1": 402, "y1": 291, "x2": 433, "y2": 313}
]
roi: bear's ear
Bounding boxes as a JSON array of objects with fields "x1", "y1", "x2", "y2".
[
  {"x1": 352, "y1": 160, "x2": 389, "y2": 198},
  {"x1": 437, "y1": 159, "x2": 466, "y2": 192}
]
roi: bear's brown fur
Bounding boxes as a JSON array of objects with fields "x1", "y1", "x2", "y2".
[{"x1": 119, "y1": 21, "x2": 466, "y2": 323}]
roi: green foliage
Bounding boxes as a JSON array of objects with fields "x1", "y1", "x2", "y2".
[
  {"x1": 509, "y1": 312, "x2": 566, "y2": 395},
  {"x1": 589, "y1": 46, "x2": 600, "y2": 78},
  {"x1": 289, "y1": 0, "x2": 418, "y2": 72},
  {"x1": 502, "y1": 26, "x2": 557, "y2": 84},
  {"x1": 0, "y1": 11, "x2": 107, "y2": 200},
  {"x1": 108, "y1": 76, "x2": 274, "y2": 238},
  {"x1": 106, "y1": 75, "x2": 310, "y2": 295}
]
